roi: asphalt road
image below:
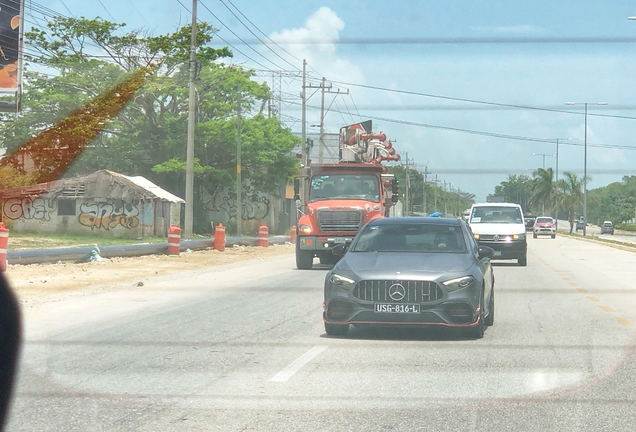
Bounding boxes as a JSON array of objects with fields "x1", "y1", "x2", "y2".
[{"x1": 6, "y1": 236, "x2": 636, "y2": 431}]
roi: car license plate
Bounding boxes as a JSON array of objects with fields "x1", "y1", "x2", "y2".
[
  {"x1": 332, "y1": 238, "x2": 346, "y2": 244},
  {"x1": 493, "y1": 251, "x2": 501, "y2": 257},
  {"x1": 374, "y1": 303, "x2": 420, "y2": 313}
]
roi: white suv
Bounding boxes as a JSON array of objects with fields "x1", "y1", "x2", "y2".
[{"x1": 468, "y1": 203, "x2": 527, "y2": 266}]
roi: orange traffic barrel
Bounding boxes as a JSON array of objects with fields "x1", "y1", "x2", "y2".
[
  {"x1": 214, "y1": 223, "x2": 226, "y2": 251},
  {"x1": 258, "y1": 225, "x2": 269, "y2": 247},
  {"x1": 167, "y1": 225, "x2": 181, "y2": 255},
  {"x1": 0, "y1": 223, "x2": 8, "y2": 271},
  {"x1": 290, "y1": 225, "x2": 297, "y2": 244}
]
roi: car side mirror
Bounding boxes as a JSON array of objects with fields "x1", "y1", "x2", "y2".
[
  {"x1": 332, "y1": 243, "x2": 348, "y2": 257},
  {"x1": 478, "y1": 246, "x2": 495, "y2": 259}
]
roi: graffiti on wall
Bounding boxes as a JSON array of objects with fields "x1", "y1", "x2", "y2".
[
  {"x1": 3, "y1": 197, "x2": 57, "y2": 221},
  {"x1": 206, "y1": 191, "x2": 270, "y2": 222},
  {"x1": 79, "y1": 202, "x2": 140, "y2": 230}
]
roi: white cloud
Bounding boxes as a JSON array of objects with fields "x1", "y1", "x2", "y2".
[
  {"x1": 269, "y1": 7, "x2": 364, "y2": 84},
  {"x1": 268, "y1": 7, "x2": 365, "y2": 133}
]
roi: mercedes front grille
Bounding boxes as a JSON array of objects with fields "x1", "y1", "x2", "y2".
[{"x1": 353, "y1": 280, "x2": 444, "y2": 303}]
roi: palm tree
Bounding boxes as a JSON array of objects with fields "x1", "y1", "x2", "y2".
[
  {"x1": 530, "y1": 167, "x2": 553, "y2": 215},
  {"x1": 556, "y1": 171, "x2": 585, "y2": 233}
]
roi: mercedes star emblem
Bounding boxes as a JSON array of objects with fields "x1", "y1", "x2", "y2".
[{"x1": 388, "y1": 283, "x2": 406, "y2": 301}]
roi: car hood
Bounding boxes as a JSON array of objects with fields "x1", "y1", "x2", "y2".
[{"x1": 335, "y1": 251, "x2": 474, "y2": 279}]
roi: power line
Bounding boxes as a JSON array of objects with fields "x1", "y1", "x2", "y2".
[
  {"x1": 172, "y1": 0, "x2": 275, "y2": 71},
  {"x1": 288, "y1": 100, "x2": 636, "y2": 151},
  {"x1": 327, "y1": 80, "x2": 636, "y2": 121},
  {"x1": 96, "y1": 0, "x2": 116, "y2": 22},
  {"x1": 197, "y1": 0, "x2": 287, "y2": 70},
  {"x1": 220, "y1": 35, "x2": 636, "y2": 46},
  {"x1": 216, "y1": 0, "x2": 299, "y2": 70}
]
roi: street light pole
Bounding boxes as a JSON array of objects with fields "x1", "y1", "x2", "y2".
[
  {"x1": 532, "y1": 153, "x2": 555, "y2": 170},
  {"x1": 565, "y1": 102, "x2": 607, "y2": 237},
  {"x1": 543, "y1": 137, "x2": 571, "y2": 225}
]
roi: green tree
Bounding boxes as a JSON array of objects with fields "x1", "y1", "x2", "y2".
[
  {"x1": 492, "y1": 174, "x2": 532, "y2": 212},
  {"x1": 530, "y1": 167, "x2": 554, "y2": 216},
  {"x1": 555, "y1": 171, "x2": 584, "y2": 233},
  {"x1": 1, "y1": 16, "x2": 300, "y2": 233}
]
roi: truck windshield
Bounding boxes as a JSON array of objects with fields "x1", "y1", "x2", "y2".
[
  {"x1": 309, "y1": 174, "x2": 379, "y2": 202},
  {"x1": 470, "y1": 206, "x2": 523, "y2": 224}
]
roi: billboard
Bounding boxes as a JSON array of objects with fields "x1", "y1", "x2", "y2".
[{"x1": 0, "y1": 0, "x2": 23, "y2": 111}]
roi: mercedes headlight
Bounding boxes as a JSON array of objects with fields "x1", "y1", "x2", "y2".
[
  {"x1": 329, "y1": 274, "x2": 355, "y2": 286},
  {"x1": 442, "y1": 276, "x2": 475, "y2": 292}
]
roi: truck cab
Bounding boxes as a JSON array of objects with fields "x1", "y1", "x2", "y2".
[{"x1": 295, "y1": 164, "x2": 398, "y2": 269}]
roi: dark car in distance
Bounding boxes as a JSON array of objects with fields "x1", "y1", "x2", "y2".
[
  {"x1": 601, "y1": 221, "x2": 614, "y2": 235},
  {"x1": 323, "y1": 217, "x2": 495, "y2": 338},
  {"x1": 525, "y1": 216, "x2": 536, "y2": 231}
]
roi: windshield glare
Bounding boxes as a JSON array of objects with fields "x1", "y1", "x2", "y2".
[
  {"x1": 309, "y1": 174, "x2": 379, "y2": 202},
  {"x1": 470, "y1": 206, "x2": 523, "y2": 224},
  {"x1": 352, "y1": 223, "x2": 466, "y2": 253}
]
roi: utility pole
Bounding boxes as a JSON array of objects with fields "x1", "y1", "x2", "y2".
[
  {"x1": 423, "y1": 166, "x2": 429, "y2": 215},
  {"x1": 184, "y1": 0, "x2": 197, "y2": 239},
  {"x1": 305, "y1": 78, "x2": 346, "y2": 163},
  {"x1": 300, "y1": 59, "x2": 306, "y2": 206},
  {"x1": 236, "y1": 89, "x2": 242, "y2": 236},
  {"x1": 434, "y1": 175, "x2": 439, "y2": 211},
  {"x1": 319, "y1": 77, "x2": 326, "y2": 163},
  {"x1": 405, "y1": 153, "x2": 410, "y2": 216}
]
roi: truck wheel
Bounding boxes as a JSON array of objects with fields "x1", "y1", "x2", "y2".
[
  {"x1": 551, "y1": 234, "x2": 556, "y2": 239},
  {"x1": 533, "y1": 233, "x2": 537, "y2": 239},
  {"x1": 518, "y1": 256, "x2": 527, "y2": 266},
  {"x1": 325, "y1": 322, "x2": 349, "y2": 336},
  {"x1": 295, "y1": 240, "x2": 314, "y2": 269}
]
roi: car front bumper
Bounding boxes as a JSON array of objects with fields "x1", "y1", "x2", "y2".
[
  {"x1": 299, "y1": 235, "x2": 355, "y2": 251},
  {"x1": 324, "y1": 283, "x2": 482, "y2": 327},
  {"x1": 534, "y1": 227, "x2": 556, "y2": 235},
  {"x1": 475, "y1": 240, "x2": 526, "y2": 259}
]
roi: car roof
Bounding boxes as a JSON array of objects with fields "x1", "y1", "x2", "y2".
[
  {"x1": 603, "y1": 221, "x2": 612, "y2": 224},
  {"x1": 370, "y1": 217, "x2": 461, "y2": 226},
  {"x1": 471, "y1": 202, "x2": 522, "y2": 208}
]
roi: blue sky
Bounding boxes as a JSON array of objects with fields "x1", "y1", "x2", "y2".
[{"x1": 44, "y1": 0, "x2": 636, "y2": 201}]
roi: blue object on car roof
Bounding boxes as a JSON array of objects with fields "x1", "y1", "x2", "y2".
[{"x1": 429, "y1": 211, "x2": 443, "y2": 217}]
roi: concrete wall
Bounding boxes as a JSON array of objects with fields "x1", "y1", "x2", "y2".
[
  {"x1": 2, "y1": 196, "x2": 175, "y2": 238},
  {"x1": 202, "y1": 187, "x2": 291, "y2": 234}
]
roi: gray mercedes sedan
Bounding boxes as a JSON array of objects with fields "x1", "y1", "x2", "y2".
[{"x1": 323, "y1": 217, "x2": 495, "y2": 338}]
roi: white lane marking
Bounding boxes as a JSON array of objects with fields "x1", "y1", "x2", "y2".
[{"x1": 268, "y1": 345, "x2": 327, "y2": 383}]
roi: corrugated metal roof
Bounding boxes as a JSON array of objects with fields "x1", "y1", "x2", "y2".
[
  {"x1": 119, "y1": 173, "x2": 185, "y2": 203},
  {"x1": 0, "y1": 170, "x2": 185, "y2": 203}
]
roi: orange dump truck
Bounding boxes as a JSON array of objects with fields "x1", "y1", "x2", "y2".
[{"x1": 294, "y1": 121, "x2": 400, "y2": 269}]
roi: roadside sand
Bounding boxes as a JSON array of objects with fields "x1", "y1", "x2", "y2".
[{"x1": 5, "y1": 244, "x2": 295, "y2": 307}]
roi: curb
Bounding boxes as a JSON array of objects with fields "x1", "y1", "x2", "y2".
[{"x1": 7, "y1": 235, "x2": 291, "y2": 266}]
